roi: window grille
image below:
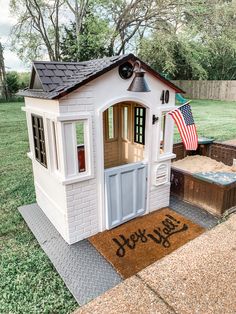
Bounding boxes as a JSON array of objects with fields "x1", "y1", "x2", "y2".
[
  {"x1": 32, "y1": 115, "x2": 47, "y2": 167},
  {"x1": 134, "y1": 107, "x2": 146, "y2": 145}
]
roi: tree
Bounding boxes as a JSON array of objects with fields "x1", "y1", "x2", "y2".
[
  {"x1": 0, "y1": 42, "x2": 9, "y2": 100},
  {"x1": 10, "y1": 0, "x2": 196, "y2": 61},
  {"x1": 65, "y1": 0, "x2": 90, "y2": 61},
  {"x1": 18, "y1": 72, "x2": 30, "y2": 89},
  {"x1": 10, "y1": 0, "x2": 64, "y2": 62},
  {"x1": 10, "y1": 0, "x2": 97, "y2": 62},
  {"x1": 102, "y1": 0, "x2": 183, "y2": 55},
  {"x1": 139, "y1": 31, "x2": 208, "y2": 80},
  {"x1": 6, "y1": 72, "x2": 19, "y2": 96},
  {"x1": 9, "y1": 0, "x2": 236, "y2": 80},
  {"x1": 191, "y1": 0, "x2": 236, "y2": 80},
  {"x1": 139, "y1": 0, "x2": 236, "y2": 80},
  {"x1": 61, "y1": 13, "x2": 111, "y2": 61}
]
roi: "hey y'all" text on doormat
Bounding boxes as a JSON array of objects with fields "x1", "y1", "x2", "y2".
[{"x1": 89, "y1": 207, "x2": 205, "y2": 278}]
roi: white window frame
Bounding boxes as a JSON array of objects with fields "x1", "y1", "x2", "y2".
[
  {"x1": 46, "y1": 118, "x2": 61, "y2": 174},
  {"x1": 156, "y1": 108, "x2": 175, "y2": 162},
  {"x1": 58, "y1": 113, "x2": 94, "y2": 184},
  {"x1": 160, "y1": 111, "x2": 168, "y2": 155}
]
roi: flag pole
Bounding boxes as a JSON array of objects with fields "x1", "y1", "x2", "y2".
[
  {"x1": 172, "y1": 100, "x2": 192, "y2": 111},
  {"x1": 161, "y1": 100, "x2": 192, "y2": 118}
]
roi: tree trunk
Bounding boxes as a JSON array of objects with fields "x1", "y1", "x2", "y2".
[{"x1": 0, "y1": 43, "x2": 9, "y2": 100}]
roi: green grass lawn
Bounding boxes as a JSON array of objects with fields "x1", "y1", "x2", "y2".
[
  {"x1": 0, "y1": 103, "x2": 77, "y2": 314},
  {"x1": 174, "y1": 99, "x2": 236, "y2": 142},
  {"x1": 0, "y1": 99, "x2": 236, "y2": 313}
]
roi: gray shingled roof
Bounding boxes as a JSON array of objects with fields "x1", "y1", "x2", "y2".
[{"x1": 19, "y1": 54, "x2": 184, "y2": 99}]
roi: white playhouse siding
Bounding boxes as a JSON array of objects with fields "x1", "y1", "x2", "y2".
[
  {"x1": 59, "y1": 84, "x2": 99, "y2": 243},
  {"x1": 149, "y1": 183, "x2": 171, "y2": 211},
  {"x1": 56, "y1": 68, "x2": 176, "y2": 243},
  {"x1": 34, "y1": 164, "x2": 68, "y2": 240},
  {"x1": 23, "y1": 61, "x2": 178, "y2": 245},
  {"x1": 23, "y1": 98, "x2": 70, "y2": 241},
  {"x1": 65, "y1": 180, "x2": 98, "y2": 243}
]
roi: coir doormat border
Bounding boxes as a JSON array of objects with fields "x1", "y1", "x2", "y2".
[{"x1": 89, "y1": 207, "x2": 205, "y2": 279}]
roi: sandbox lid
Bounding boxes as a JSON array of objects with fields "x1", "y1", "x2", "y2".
[
  {"x1": 193, "y1": 172, "x2": 236, "y2": 186},
  {"x1": 198, "y1": 137, "x2": 214, "y2": 145}
]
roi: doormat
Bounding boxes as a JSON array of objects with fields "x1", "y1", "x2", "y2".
[{"x1": 89, "y1": 207, "x2": 205, "y2": 279}]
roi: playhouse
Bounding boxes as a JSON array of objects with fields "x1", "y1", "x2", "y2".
[{"x1": 20, "y1": 54, "x2": 184, "y2": 244}]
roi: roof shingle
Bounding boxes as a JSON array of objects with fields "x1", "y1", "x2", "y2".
[{"x1": 19, "y1": 54, "x2": 184, "y2": 99}]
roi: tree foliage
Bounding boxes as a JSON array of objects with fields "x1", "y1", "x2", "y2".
[
  {"x1": 18, "y1": 72, "x2": 30, "y2": 89},
  {"x1": 139, "y1": 32, "x2": 209, "y2": 80},
  {"x1": 139, "y1": 0, "x2": 236, "y2": 80},
  {"x1": 61, "y1": 7, "x2": 111, "y2": 61},
  {"x1": 5, "y1": 71, "x2": 30, "y2": 96},
  {"x1": 195, "y1": 0, "x2": 236, "y2": 80},
  {"x1": 6, "y1": 72, "x2": 19, "y2": 96},
  {"x1": 9, "y1": 0, "x2": 236, "y2": 80},
  {"x1": 10, "y1": 0, "x2": 64, "y2": 62}
]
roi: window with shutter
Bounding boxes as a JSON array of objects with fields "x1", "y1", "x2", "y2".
[{"x1": 32, "y1": 115, "x2": 47, "y2": 168}]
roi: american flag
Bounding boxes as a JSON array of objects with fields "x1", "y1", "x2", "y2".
[{"x1": 168, "y1": 102, "x2": 198, "y2": 150}]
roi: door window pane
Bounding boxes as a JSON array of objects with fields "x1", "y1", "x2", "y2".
[
  {"x1": 108, "y1": 106, "x2": 114, "y2": 139},
  {"x1": 134, "y1": 107, "x2": 146, "y2": 145},
  {"x1": 123, "y1": 106, "x2": 128, "y2": 139}
]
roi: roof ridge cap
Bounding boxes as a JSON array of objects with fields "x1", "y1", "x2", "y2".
[
  {"x1": 33, "y1": 60, "x2": 84, "y2": 65},
  {"x1": 32, "y1": 54, "x2": 136, "y2": 65}
]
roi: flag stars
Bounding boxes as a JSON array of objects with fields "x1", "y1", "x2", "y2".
[{"x1": 180, "y1": 104, "x2": 194, "y2": 125}]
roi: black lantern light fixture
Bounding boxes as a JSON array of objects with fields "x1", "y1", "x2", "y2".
[{"x1": 127, "y1": 60, "x2": 150, "y2": 92}]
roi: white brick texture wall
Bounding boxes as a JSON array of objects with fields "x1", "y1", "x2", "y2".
[
  {"x1": 59, "y1": 84, "x2": 99, "y2": 244},
  {"x1": 59, "y1": 85, "x2": 95, "y2": 114},
  {"x1": 65, "y1": 179, "x2": 98, "y2": 244},
  {"x1": 26, "y1": 68, "x2": 176, "y2": 245}
]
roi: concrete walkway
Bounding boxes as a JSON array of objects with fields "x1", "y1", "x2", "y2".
[{"x1": 74, "y1": 214, "x2": 236, "y2": 314}]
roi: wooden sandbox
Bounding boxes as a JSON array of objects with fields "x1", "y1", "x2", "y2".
[{"x1": 171, "y1": 142, "x2": 236, "y2": 216}]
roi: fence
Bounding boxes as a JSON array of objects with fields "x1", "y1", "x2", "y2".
[{"x1": 172, "y1": 80, "x2": 236, "y2": 101}]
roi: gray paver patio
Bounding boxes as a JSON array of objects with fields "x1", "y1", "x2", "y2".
[
  {"x1": 74, "y1": 214, "x2": 236, "y2": 314},
  {"x1": 18, "y1": 204, "x2": 122, "y2": 305},
  {"x1": 18, "y1": 196, "x2": 219, "y2": 307},
  {"x1": 170, "y1": 195, "x2": 219, "y2": 229}
]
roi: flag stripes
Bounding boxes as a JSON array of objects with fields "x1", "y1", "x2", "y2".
[{"x1": 168, "y1": 102, "x2": 198, "y2": 150}]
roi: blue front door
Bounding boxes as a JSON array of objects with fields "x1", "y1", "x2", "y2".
[{"x1": 105, "y1": 162, "x2": 147, "y2": 229}]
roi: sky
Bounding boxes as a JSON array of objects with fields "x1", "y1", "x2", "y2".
[{"x1": 0, "y1": 0, "x2": 28, "y2": 72}]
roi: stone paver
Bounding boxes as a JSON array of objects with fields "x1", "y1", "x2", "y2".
[
  {"x1": 138, "y1": 214, "x2": 236, "y2": 314},
  {"x1": 75, "y1": 214, "x2": 236, "y2": 314},
  {"x1": 74, "y1": 276, "x2": 174, "y2": 314}
]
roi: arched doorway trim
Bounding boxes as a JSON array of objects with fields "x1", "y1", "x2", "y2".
[{"x1": 95, "y1": 96, "x2": 152, "y2": 231}]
